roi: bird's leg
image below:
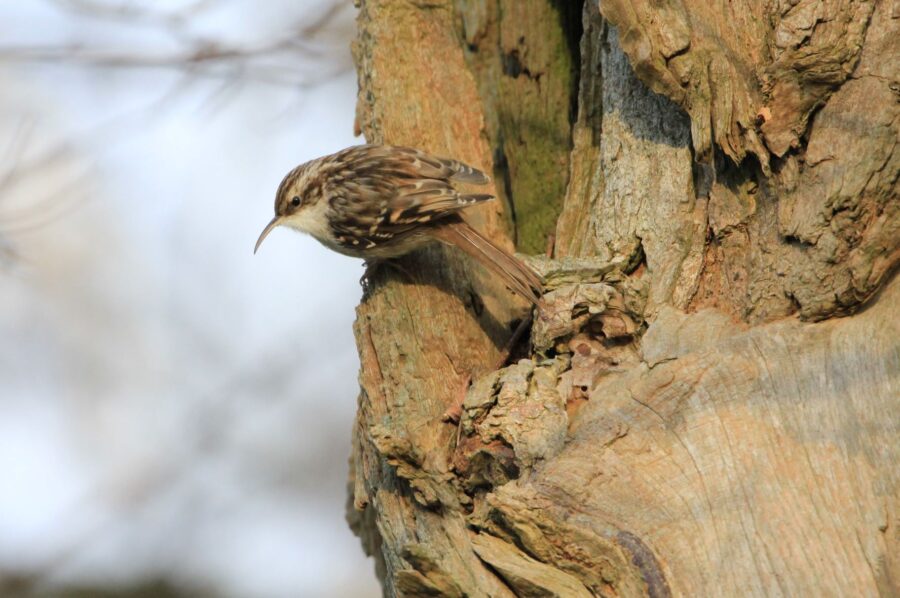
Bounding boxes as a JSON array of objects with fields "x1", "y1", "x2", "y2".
[
  {"x1": 360, "y1": 258, "x2": 418, "y2": 294},
  {"x1": 359, "y1": 259, "x2": 384, "y2": 295}
]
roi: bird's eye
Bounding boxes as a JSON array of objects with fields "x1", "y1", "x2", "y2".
[{"x1": 291, "y1": 196, "x2": 301, "y2": 207}]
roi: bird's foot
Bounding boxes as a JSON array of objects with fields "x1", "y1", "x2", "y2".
[
  {"x1": 359, "y1": 260, "x2": 379, "y2": 295},
  {"x1": 360, "y1": 259, "x2": 416, "y2": 295}
]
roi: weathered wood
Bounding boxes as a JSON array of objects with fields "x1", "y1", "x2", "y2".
[
  {"x1": 348, "y1": 2, "x2": 529, "y2": 595},
  {"x1": 346, "y1": 0, "x2": 900, "y2": 596},
  {"x1": 474, "y1": 281, "x2": 900, "y2": 595},
  {"x1": 597, "y1": 0, "x2": 898, "y2": 323}
]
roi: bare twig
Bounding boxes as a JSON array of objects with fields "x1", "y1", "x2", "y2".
[{"x1": 0, "y1": 0, "x2": 352, "y2": 87}]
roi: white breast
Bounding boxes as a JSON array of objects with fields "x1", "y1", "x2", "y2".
[
  {"x1": 280, "y1": 199, "x2": 335, "y2": 243},
  {"x1": 277, "y1": 197, "x2": 436, "y2": 259}
]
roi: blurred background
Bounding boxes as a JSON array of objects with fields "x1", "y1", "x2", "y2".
[{"x1": 0, "y1": 1, "x2": 380, "y2": 596}]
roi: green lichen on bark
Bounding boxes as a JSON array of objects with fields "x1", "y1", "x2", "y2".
[
  {"x1": 498, "y1": 1, "x2": 581, "y2": 254},
  {"x1": 456, "y1": 0, "x2": 582, "y2": 254}
]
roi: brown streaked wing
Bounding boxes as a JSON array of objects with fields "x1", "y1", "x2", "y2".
[
  {"x1": 324, "y1": 145, "x2": 494, "y2": 251},
  {"x1": 331, "y1": 145, "x2": 490, "y2": 185}
]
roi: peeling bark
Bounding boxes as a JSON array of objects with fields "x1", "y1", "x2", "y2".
[{"x1": 346, "y1": 0, "x2": 899, "y2": 596}]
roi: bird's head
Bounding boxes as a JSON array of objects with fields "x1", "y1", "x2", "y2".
[{"x1": 254, "y1": 163, "x2": 319, "y2": 254}]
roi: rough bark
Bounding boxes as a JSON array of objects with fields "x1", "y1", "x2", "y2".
[{"x1": 347, "y1": 0, "x2": 899, "y2": 596}]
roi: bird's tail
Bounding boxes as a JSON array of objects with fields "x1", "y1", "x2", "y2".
[{"x1": 434, "y1": 220, "x2": 543, "y2": 306}]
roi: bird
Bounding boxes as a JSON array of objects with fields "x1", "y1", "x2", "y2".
[{"x1": 254, "y1": 144, "x2": 543, "y2": 305}]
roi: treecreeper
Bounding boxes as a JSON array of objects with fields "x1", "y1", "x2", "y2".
[{"x1": 254, "y1": 144, "x2": 543, "y2": 306}]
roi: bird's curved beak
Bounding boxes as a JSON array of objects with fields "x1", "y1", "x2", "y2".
[{"x1": 254, "y1": 216, "x2": 281, "y2": 254}]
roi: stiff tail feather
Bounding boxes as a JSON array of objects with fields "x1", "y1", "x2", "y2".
[{"x1": 434, "y1": 221, "x2": 543, "y2": 305}]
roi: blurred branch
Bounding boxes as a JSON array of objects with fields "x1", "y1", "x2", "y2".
[
  {"x1": 0, "y1": 120, "x2": 73, "y2": 203},
  {"x1": 0, "y1": 0, "x2": 352, "y2": 87},
  {"x1": 297, "y1": 1, "x2": 346, "y2": 37},
  {"x1": 0, "y1": 0, "x2": 352, "y2": 250},
  {"x1": 0, "y1": 37, "x2": 348, "y2": 87},
  {"x1": 0, "y1": 41, "x2": 345, "y2": 87},
  {"x1": 51, "y1": 0, "x2": 219, "y2": 26},
  {"x1": 0, "y1": 120, "x2": 86, "y2": 258}
]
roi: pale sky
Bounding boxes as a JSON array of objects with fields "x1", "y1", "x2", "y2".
[{"x1": 0, "y1": 2, "x2": 379, "y2": 596}]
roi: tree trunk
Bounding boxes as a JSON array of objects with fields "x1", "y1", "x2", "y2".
[{"x1": 346, "y1": 1, "x2": 899, "y2": 596}]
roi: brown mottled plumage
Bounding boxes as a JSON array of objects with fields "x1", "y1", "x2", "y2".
[{"x1": 254, "y1": 145, "x2": 542, "y2": 305}]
